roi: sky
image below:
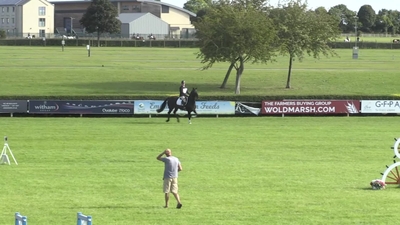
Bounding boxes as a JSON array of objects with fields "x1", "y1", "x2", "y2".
[{"x1": 163, "y1": 0, "x2": 399, "y2": 13}]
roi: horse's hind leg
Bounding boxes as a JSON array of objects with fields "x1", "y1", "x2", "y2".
[
  {"x1": 166, "y1": 109, "x2": 173, "y2": 122},
  {"x1": 174, "y1": 108, "x2": 180, "y2": 123}
]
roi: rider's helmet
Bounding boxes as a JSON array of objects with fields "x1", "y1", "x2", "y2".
[{"x1": 181, "y1": 80, "x2": 185, "y2": 85}]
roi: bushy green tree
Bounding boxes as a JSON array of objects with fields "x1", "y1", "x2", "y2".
[
  {"x1": 375, "y1": 10, "x2": 400, "y2": 35},
  {"x1": 390, "y1": 10, "x2": 400, "y2": 34},
  {"x1": 184, "y1": 0, "x2": 211, "y2": 14},
  {"x1": 193, "y1": 0, "x2": 277, "y2": 94},
  {"x1": 357, "y1": 5, "x2": 376, "y2": 32},
  {"x1": 314, "y1": 6, "x2": 327, "y2": 15},
  {"x1": 270, "y1": 0, "x2": 341, "y2": 89},
  {"x1": 80, "y1": 0, "x2": 121, "y2": 46},
  {"x1": 328, "y1": 4, "x2": 357, "y2": 33}
]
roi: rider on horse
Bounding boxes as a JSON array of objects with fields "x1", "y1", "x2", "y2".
[{"x1": 179, "y1": 80, "x2": 189, "y2": 107}]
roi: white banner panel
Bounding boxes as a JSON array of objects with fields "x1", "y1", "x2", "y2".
[
  {"x1": 134, "y1": 100, "x2": 235, "y2": 115},
  {"x1": 361, "y1": 100, "x2": 400, "y2": 113}
]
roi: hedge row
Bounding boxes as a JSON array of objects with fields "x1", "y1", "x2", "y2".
[
  {"x1": 0, "y1": 38, "x2": 199, "y2": 48},
  {"x1": 330, "y1": 41, "x2": 400, "y2": 49},
  {"x1": 0, "y1": 38, "x2": 399, "y2": 49},
  {"x1": 1, "y1": 95, "x2": 399, "y2": 102}
]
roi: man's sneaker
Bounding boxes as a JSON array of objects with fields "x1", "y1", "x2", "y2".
[{"x1": 177, "y1": 203, "x2": 182, "y2": 209}]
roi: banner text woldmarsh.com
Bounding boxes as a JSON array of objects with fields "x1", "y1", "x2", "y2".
[{"x1": 261, "y1": 100, "x2": 360, "y2": 115}]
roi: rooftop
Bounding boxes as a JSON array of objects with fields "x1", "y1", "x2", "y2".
[
  {"x1": 47, "y1": 0, "x2": 196, "y2": 16},
  {"x1": 117, "y1": 12, "x2": 147, "y2": 23},
  {"x1": 0, "y1": 0, "x2": 26, "y2": 6}
]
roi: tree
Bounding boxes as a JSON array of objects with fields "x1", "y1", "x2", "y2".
[
  {"x1": 184, "y1": 0, "x2": 211, "y2": 14},
  {"x1": 314, "y1": 6, "x2": 327, "y2": 15},
  {"x1": 375, "y1": 10, "x2": 393, "y2": 35},
  {"x1": 270, "y1": 0, "x2": 340, "y2": 89},
  {"x1": 328, "y1": 4, "x2": 357, "y2": 33},
  {"x1": 80, "y1": 0, "x2": 121, "y2": 47},
  {"x1": 390, "y1": 10, "x2": 400, "y2": 34},
  {"x1": 357, "y1": 5, "x2": 376, "y2": 32},
  {"x1": 0, "y1": 29, "x2": 6, "y2": 39},
  {"x1": 193, "y1": 0, "x2": 277, "y2": 94},
  {"x1": 377, "y1": 10, "x2": 400, "y2": 35},
  {"x1": 190, "y1": 7, "x2": 209, "y2": 23}
]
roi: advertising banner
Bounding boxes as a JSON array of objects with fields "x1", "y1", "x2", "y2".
[
  {"x1": 261, "y1": 100, "x2": 360, "y2": 115},
  {"x1": 235, "y1": 102, "x2": 261, "y2": 115},
  {"x1": 28, "y1": 100, "x2": 134, "y2": 114},
  {"x1": 134, "y1": 100, "x2": 235, "y2": 115},
  {"x1": 0, "y1": 100, "x2": 28, "y2": 113},
  {"x1": 361, "y1": 100, "x2": 400, "y2": 113}
]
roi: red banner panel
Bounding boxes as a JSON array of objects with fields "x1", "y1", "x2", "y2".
[{"x1": 261, "y1": 100, "x2": 360, "y2": 115}]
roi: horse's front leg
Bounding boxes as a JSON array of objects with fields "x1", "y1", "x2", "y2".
[{"x1": 188, "y1": 111, "x2": 192, "y2": 124}]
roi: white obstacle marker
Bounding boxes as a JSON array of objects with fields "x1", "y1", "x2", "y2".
[
  {"x1": 1, "y1": 136, "x2": 18, "y2": 165},
  {"x1": 77, "y1": 212, "x2": 92, "y2": 225},
  {"x1": 15, "y1": 212, "x2": 27, "y2": 225}
]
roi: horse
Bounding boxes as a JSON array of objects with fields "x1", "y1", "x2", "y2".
[
  {"x1": 132, "y1": 35, "x2": 144, "y2": 40},
  {"x1": 156, "y1": 88, "x2": 198, "y2": 124}
]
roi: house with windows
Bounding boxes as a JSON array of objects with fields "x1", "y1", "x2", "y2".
[
  {"x1": 0, "y1": 0, "x2": 54, "y2": 37},
  {"x1": 49, "y1": 0, "x2": 195, "y2": 38}
]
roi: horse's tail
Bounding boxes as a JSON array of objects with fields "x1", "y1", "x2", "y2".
[{"x1": 156, "y1": 98, "x2": 168, "y2": 113}]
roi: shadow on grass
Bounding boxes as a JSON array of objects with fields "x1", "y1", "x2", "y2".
[
  {"x1": 64, "y1": 205, "x2": 169, "y2": 209},
  {"x1": 57, "y1": 81, "x2": 227, "y2": 95},
  {"x1": 360, "y1": 187, "x2": 378, "y2": 191},
  {"x1": 360, "y1": 186, "x2": 400, "y2": 191},
  {"x1": 124, "y1": 119, "x2": 190, "y2": 124},
  {"x1": 125, "y1": 120, "x2": 167, "y2": 125},
  {"x1": 64, "y1": 205, "x2": 134, "y2": 209}
]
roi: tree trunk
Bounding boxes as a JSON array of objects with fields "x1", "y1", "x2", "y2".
[
  {"x1": 234, "y1": 56, "x2": 244, "y2": 94},
  {"x1": 97, "y1": 31, "x2": 100, "y2": 47},
  {"x1": 286, "y1": 55, "x2": 293, "y2": 89},
  {"x1": 220, "y1": 62, "x2": 235, "y2": 89}
]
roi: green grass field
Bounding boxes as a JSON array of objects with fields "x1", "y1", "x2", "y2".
[
  {"x1": 1, "y1": 46, "x2": 400, "y2": 224},
  {"x1": 0, "y1": 47, "x2": 399, "y2": 98},
  {"x1": 1, "y1": 117, "x2": 400, "y2": 224}
]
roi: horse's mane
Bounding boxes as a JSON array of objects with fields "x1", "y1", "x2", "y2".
[
  {"x1": 186, "y1": 88, "x2": 198, "y2": 107},
  {"x1": 189, "y1": 88, "x2": 198, "y2": 97}
]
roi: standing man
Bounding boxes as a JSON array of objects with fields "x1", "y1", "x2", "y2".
[{"x1": 157, "y1": 149, "x2": 183, "y2": 209}]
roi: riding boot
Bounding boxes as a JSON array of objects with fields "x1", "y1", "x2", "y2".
[{"x1": 182, "y1": 100, "x2": 186, "y2": 110}]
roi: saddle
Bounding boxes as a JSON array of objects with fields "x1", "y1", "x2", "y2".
[{"x1": 177, "y1": 96, "x2": 187, "y2": 107}]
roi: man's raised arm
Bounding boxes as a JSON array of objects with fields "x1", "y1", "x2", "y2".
[{"x1": 157, "y1": 151, "x2": 165, "y2": 161}]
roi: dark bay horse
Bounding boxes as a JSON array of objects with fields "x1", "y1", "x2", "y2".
[{"x1": 156, "y1": 88, "x2": 198, "y2": 124}]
